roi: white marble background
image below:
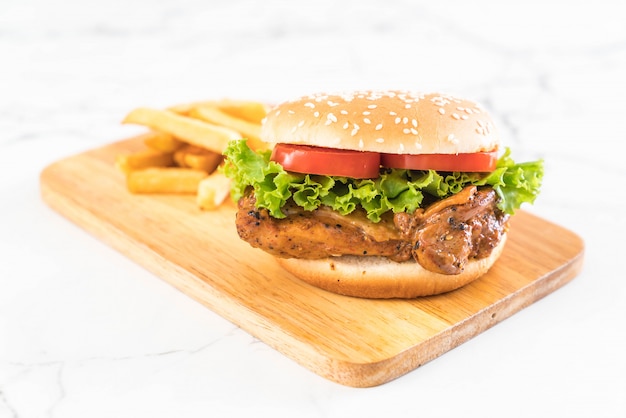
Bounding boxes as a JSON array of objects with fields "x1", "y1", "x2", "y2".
[{"x1": 1, "y1": 0, "x2": 625, "y2": 417}]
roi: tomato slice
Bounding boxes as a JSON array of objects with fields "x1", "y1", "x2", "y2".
[
  {"x1": 381, "y1": 151, "x2": 498, "y2": 172},
  {"x1": 270, "y1": 143, "x2": 381, "y2": 179}
]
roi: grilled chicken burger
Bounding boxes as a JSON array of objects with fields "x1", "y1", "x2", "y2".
[{"x1": 223, "y1": 90, "x2": 543, "y2": 298}]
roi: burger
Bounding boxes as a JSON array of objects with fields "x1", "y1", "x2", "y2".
[{"x1": 223, "y1": 90, "x2": 543, "y2": 298}]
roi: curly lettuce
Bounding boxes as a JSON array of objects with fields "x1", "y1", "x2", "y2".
[{"x1": 222, "y1": 140, "x2": 543, "y2": 222}]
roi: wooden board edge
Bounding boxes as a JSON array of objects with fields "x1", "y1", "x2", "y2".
[
  {"x1": 39, "y1": 156, "x2": 586, "y2": 388},
  {"x1": 39, "y1": 164, "x2": 356, "y2": 385},
  {"x1": 324, "y1": 247, "x2": 584, "y2": 387}
]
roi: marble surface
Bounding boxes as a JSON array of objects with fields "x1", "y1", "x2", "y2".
[{"x1": 1, "y1": 0, "x2": 625, "y2": 416}]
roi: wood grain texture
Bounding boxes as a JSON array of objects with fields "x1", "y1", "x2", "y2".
[{"x1": 39, "y1": 136, "x2": 584, "y2": 387}]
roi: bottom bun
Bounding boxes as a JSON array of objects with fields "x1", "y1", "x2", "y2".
[{"x1": 276, "y1": 235, "x2": 507, "y2": 299}]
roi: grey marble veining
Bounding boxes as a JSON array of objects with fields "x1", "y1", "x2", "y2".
[{"x1": 1, "y1": 0, "x2": 625, "y2": 417}]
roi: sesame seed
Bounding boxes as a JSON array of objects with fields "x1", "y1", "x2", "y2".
[
  {"x1": 412, "y1": 119, "x2": 418, "y2": 127},
  {"x1": 351, "y1": 124, "x2": 360, "y2": 136},
  {"x1": 410, "y1": 128, "x2": 418, "y2": 135},
  {"x1": 298, "y1": 120, "x2": 305, "y2": 127},
  {"x1": 461, "y1": 115, "x2": 468, "y2": 120},
  {"x1": 288, "y1": 110, "x2": 295, "y2": 114},
  {"x1": 415, "y1": 142, "x2": 422, "y2": 150},
  {"x1": 291, "y1": 126, "x2": 297, "y2": 133},
  {"x1": 395, "y1": 117, "x2": 401, "y2": 124},
  {"x1": 465, "y1": 108, "x2": 473, "y2": 114},
  {"x1": 402, "y1": 117, "x2": 409, "y2": 124},
  {"x1": 405, "y1": 104, "x2": 411, "y2": 109},
  {"x1": 327, "y1": 113, "x2": 337, "y2": 122},
  {"x1": 363, "y1": 118, "x2": 371, "y2": 124},
  {"x1": 275, "y1": 110, "x2": 281, "y2": 116},
  {"x1": 313, "y1": 111, "x2": 320, "y2": 118},
  {"x1": 340, "y1": 110, "x2": 348, "y2": 115},
  {"x1": 452, "y1": 113, "x2": 460, "y2": 120},
  {"x1": 358, "y1": 139, "x2": 364, "y2": 148},
  {"x1": 438, "y1": 108, "x2": 445, "y2": 115},
  {"x1": 389, "y1": 111, "x2": 397, "y2": 116},
  {"x1": 375, "y1": 138, "x2": 384, "y2": 143},
  {"x1": 363, "y1": 111, "x2": 371, "y2": 115},
  {"x1": 368, "y1": 104, "x2": 377, "y2": 109},
  {"x1": 403, "y1": 128, "x2": 411, "y2": 134},
  {"x1": 398, "y1": 143, "x2": 405, "y2": 152},
  {"x1": 343, "y1": 122, "x2": 349, "y2": 129},
  {"x1": 375, "y1": 123, "x2": 383, "y2": 130},
  {"x1": 304, "y1": 102, "x2": 315, "y2": 108}
]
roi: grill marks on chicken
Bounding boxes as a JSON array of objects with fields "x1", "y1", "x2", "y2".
[
  {"x1": 236, "y1": 197, "x2": 412, "y2": 261},
  {"x1": 235, "y1": 185, "x2": 509, "y2": 275}
]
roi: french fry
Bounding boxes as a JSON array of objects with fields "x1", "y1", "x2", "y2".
[
  {"x1": 119, "y1": 98, "x2": 267, "y2": 208},
  {"x1": 127, "y1": 167, "x2": 207, "y2": 194},
  {"x1": 216, "y1": 99, "x2": 269, "y2": 124},
  {"x1": 169, "y1": 99, "x2": 269, "y2": 124},
  {"x1": 167, "y1": 102, "x2": 205, "y2": 115},
  {"x1": 115, "y1": 149, "x2": 174, "y2": 174},
  {"x1": 173, "y1": 145, "x2": 223, "y2": 172},
  {"x1": 122, "y1": 107, "x2": 242, "y2": 153},
  {"x1": 143, "y1": 131, "x2": 184, "y2": 152},
  {"x1": 196, "y1": 171, "x2": 233, "y2": 210},
  {"x1": 189, "y1": 106, "x2": 265, "y2": 150}
]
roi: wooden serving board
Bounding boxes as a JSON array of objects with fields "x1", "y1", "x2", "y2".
[{"x1": 40, "y1": 136, "x2": 584, "y2": 387}]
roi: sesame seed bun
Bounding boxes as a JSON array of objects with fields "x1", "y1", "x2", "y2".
[
  {"x1": 255, "y1": 90, "x2": 508, "y2": 299},
  {"x1": 261, "y1": 90, "x2": 500, "y2": 155},
  {"x1": 276, "y1": 235, "x2": 507, "y2": 299}
]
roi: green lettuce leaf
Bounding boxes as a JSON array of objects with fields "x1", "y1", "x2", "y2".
[{"x1": 222, "y1": 140, "x2": 543, "y2": 222}]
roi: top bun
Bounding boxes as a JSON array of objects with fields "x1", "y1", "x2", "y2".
[{"x1": 261, "y1": 90, "x2": 500, "y2": 155}]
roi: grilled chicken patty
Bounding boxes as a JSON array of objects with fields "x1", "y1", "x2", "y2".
[{"x1": 235, "y1": 185, "x2": 509, "y2": 275}]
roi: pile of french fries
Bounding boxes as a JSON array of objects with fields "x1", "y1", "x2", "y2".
[{"x1": 116, "y1": 99, "x2": 270, "y2": 210}]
